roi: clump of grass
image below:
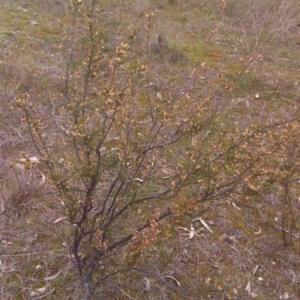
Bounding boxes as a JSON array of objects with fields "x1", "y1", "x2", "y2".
[
  {"x1": 150, "y1": 33, "x2": 186, "y2": 63},
  {"x1": 1, "y1": 163, "x2": 44, "y2": 215}
]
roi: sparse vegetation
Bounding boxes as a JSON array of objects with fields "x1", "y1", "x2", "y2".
[{"x1": 1, "y1": 0, "x2": 300, "y2": 299}]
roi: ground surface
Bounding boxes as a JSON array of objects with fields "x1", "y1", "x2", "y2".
[{"x1": 1, "y1": 1, "x2": 300, "y2": 299}]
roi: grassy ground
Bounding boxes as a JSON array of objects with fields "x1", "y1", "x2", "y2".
[{"x1": 1, "y1": 0, "x2": 300, "y2": 299}]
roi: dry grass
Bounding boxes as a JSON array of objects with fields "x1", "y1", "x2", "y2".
[{"x1": 222, "y1": 0, "x2": 300, "y2": 50}]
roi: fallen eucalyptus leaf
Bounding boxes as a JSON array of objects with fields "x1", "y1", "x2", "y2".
[
  {"x1": 254, "y1": 228, "x2": 261, "y2": 235},
  {"x1": 157, "y1": 91, "x2": 163, "y2": 101},
  {"x1": 35, "y1": 286, "x2": 47, "y2": 293},
  {"x1": 246, "y1": 281, "x2": 251, "y2": 293},
  {"x1": 253, "y1": 265, "x2": 259, "y2": 275},
  {"x1": 134, "y1": 178, "x2": 144, "y2": 183},
  {"x1": 232, "y1": 202, "x2": 241, "y2": 210},
  {"x1": 54, "y1": 217, "x2": 67, "y2": 224},
  {"x1": 192, "y1": 217, "x2": 213, "y2": 234},
  {"x1": 44, "y1": 269, "x2": 62, "y2": 281},
  {"x1": 189, "y1": 224, "x2": 195, "y2": 239},
  {"x1": 165, "y1": 275, "x2": 180, "y2": 286}
]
